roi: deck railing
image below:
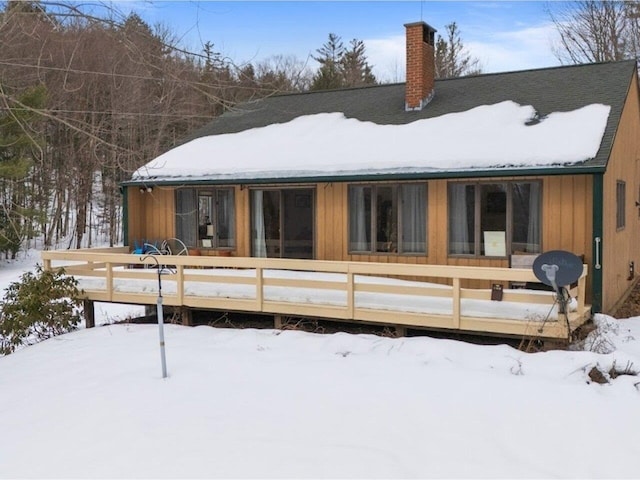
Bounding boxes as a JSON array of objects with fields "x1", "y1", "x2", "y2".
[{"x1": 41, "y1": 247, "x2": 590, "y2": 339}]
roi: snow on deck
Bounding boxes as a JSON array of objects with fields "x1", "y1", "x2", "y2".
[
  {"x1": 74, "y1": 267, "x2": 572, "y2": 322},
  {"x1": 133, "y1": 101, "x2": 611, "y2": 181}
]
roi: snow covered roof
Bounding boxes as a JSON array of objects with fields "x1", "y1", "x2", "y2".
[{"x1": 129, "y1": 60, "x2": 636, "y2": 185}]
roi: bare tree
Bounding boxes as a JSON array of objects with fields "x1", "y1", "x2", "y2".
[
  {"x1": 255, "y1": 55, "x2": 312, "y2": 92},
  {"x1": 547, "y1": 1, "x2": 639, "y2": 64},
  {"x1": 0, "y1": 2, "x2": 224, "y2": 249},
  {"x1": 0, "y1": 1, "x2": 324, "y2": 252}
]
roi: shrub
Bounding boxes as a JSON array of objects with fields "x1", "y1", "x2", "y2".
[{"x1": 0, "y1": 265, "x2": 83, "y2": 355}]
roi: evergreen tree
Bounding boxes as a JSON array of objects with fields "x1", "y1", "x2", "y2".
[
  {"x1": 311, "y1": 34, "x2": 377, "y2": 90},
  {"x1": 0, "y1": 85, "x2": 47, "y2": 258},
  {"x1": 340, "y1": 38, "x2": 377, "y2": 87},
  {"x1": 311, "y1": 33, "x2": 346, "y2": 90},
  {"x1": 201, "y1": 41, "x2": 235, "y2": 115},
  {"x1": 434, "y1": 22, "x2": 482, "y2": 79}
]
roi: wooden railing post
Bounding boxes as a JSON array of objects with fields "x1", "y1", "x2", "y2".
[
  {"x1": 347, "y1": 271, "x2": 355, "y2": 319},
  {"x1": 256, "y1": 267, "x2": 264, "y2": 311},
  {"x1": 452, "y1": 278, "x2": 461, "y2": 329},
  {"x1": 578, "y1": 267, "x2": 587, "y2": 314},
  {"x1": 106, "y1": 262, "x2": 113, "y2": 302},
  {"x1": 177, "y1": 265, "x2": 184, "y2": 304}
]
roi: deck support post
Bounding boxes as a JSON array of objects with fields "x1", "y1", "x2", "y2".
[
  {"x1": 83, "y1": 299, "x2": 95, "y2": 328},
  {"x1": 274, "y1": 315, "x2": 283, "y2": 330},
  {"x1": 395, "y1": 326, "x2": 407, "y2": 337},
  {"x1": 181, "y1": 307, "x2": 192, "y2": 326}
]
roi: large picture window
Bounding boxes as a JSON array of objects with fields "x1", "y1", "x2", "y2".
[
  {"x1": 448, "y1": 181, "x2": 541, "y2": 256},
  {"x1": 349, "y1": 183, "x2": 427, "y2": 254},
  {"x1": 176, "y1": 188, "x2": 235, "y2": 249}
]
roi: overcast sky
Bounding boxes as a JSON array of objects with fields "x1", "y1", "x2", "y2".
[{"x1": 120, "y1": 1, "x2": 562, "y2": 81}]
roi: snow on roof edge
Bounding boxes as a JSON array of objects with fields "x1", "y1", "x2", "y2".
[
  {"x1": 132, "y1": 101, "x2": 612, "y2": 182},
  {"x1": 126, "y1": 163, "x2": 606, "y2": 186}
]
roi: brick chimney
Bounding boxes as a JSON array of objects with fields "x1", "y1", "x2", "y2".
[{"x1": 405, "y1": 21, "x2": 436, "y2": 111}]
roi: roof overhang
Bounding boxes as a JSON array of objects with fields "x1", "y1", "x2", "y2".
[{"x1": 122, "y1": 164, "x2": 606, "y2": 188}]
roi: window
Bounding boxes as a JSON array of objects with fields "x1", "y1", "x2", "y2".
[
  {"x1": 448, "y1": 181, "x2": 541, "y2": 256},
  {"x1": 176, "y1": 188, "x2": 235, "y2": 248},
  {"x1": 349, "y1": 183, "x2": 427, "y2": 254},
  {"x1": 251, "y1": 188, "x2": 314, "y2": 259},
  {"x1": 617, "y1": 181, "x2": 626, "y2": 230}
]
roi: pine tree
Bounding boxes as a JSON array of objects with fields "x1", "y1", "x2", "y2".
[
  {"x1": 0, "y1": 85, "x2": 47, "y2": 258},
  {"x1": 340, "y1": 39, "x2": 377, "y2": 87},
  {"x1": 311, "y1": 33, "x2": 346, "y2": 90},
  {"x1": 434, "y1": 22, "x2": 482, "y2": 79},
  {"x1": 311, "y1": 34, "x2": 377, "y2": 90}
]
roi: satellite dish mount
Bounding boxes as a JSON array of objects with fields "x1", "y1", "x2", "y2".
[{"x1": 532, "y1": 250, "x2": 583, "y2": 334}]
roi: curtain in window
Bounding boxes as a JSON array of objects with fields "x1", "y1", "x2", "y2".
[
  {"x1": 449, "y1": 184, "x2": 472, "y2": 254},
  {"x1": 527, "y1": 182, "x2": 541, "y2": 253},
  {"x1": 401, "y1": 184, "x2": 426, "y2": 253},
  {"x1": 217, "y1": 189, "x2": 235, "y2": 247},
  {"x1": 176, "y1": 189, "x2": 197, "y2": 247},
  {"x1": 252, "y1": 190, "x2": 267, "y2": 257},
  {"x1": 349, "y1": 186, "x2": 370, "y2": 251}
]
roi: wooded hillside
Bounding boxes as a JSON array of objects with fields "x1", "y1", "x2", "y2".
[{"x1": 0, "y1": 1, "x2": 310, "y2": 253}]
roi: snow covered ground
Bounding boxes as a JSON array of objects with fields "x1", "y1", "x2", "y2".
[{"x1": 1, "y1": 252, "x2": 639, "y2": 478}]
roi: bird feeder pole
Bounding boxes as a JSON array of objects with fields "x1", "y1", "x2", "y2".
[{"x1": 141, "y1": 254, "x2": 168, "y2": 378}]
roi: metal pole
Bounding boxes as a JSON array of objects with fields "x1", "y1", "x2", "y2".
[
  {"x1": 141, "y1": 255, "x2": 168, "y2": 378},
  {"x1": 157, "y1": 290, "x2": 167, "y2": 379}
]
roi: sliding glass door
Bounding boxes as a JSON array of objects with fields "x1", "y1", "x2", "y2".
[{"x1": 251, "y1": 188, "x2": 314, "y2": 259}]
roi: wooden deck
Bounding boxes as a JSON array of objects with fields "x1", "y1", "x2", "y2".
[{"x1": 41, "y1": 247, "x2": 591, "y2": 340}]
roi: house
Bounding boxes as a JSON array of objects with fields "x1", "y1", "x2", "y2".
[
  {"x1": 43, "y1": 21, "x2": 640, "y2": 338},
  {"x1": 124, "y1": 21, "x2": 640, "y2": 313}
]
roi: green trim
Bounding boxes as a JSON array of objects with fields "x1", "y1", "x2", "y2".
[
  {"x1": 122, "y1": 186, "x2": 129, "y2": 247},
  {"x1": 592, "y1": 173, "x2": 604, "y2": 312},
  {"x1": 121, "y1": 165, "x2": 606, "y2": 188}
]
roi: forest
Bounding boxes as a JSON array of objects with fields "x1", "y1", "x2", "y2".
[{"x1": 0, "y1": 1, "x2": 394, "y2": 254}]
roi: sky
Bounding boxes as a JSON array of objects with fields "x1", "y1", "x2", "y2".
[{"x1": 115, "y1": 1, "x2": 562, "y2": 82}]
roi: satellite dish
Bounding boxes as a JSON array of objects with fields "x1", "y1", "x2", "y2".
[{"x1": 533, "y1": 250, "x2": 583, "y2": 288}]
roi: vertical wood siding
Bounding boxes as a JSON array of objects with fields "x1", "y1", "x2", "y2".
[
  {"x1": 602, "y1": 72, "x2": 640, "y2": 312},
  {"x1": 126, "y1": 186, "x2": 146, "y2": 243},
  {"x1": 130, "y1": 176, "x2": 594, "y2": 298}
]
